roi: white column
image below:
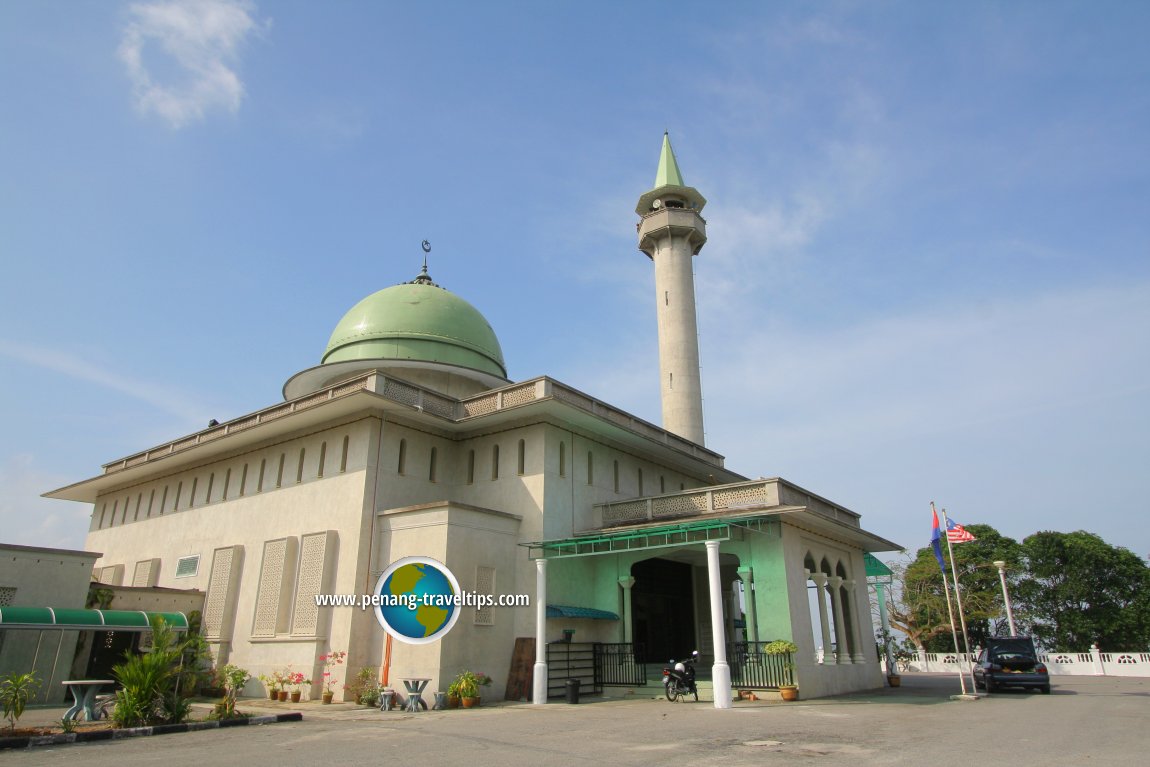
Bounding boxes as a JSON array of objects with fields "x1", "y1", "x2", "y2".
[
  {"x1": 532, "y1": 558, "x2": 549, "y2": 704},
  {"x1": 875, "y1": 582, "x2": 896, "y2": 674},
  {"x1": 705, "y1": 540, "x2": 732, "y2": 709},
  {"x1": 737, "y1": 566, "x2": 759, "y2": 644},
  {"x1": 828, "y1": 576, "x2": 851, "y2": 664},
  {"x1": 845, "y1": 579, "x2": 866, "y2": 663},
  {"x1": 811, "y1": 572, "x2": 832, "y2": 664},
  {"x1": 618, "y1": 576, "x2": 636, "y2": 644}
]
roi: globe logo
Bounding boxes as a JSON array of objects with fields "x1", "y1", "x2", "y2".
[{"x1": 373, "y1": 556, "x2": 461, "y2": 644}]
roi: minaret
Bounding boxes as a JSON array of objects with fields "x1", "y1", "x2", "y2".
[{"x1": 636, "y1": 133, "x2": 707, "y2": 445}]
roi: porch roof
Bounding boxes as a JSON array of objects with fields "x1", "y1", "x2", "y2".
[
  {"x1": 522, "y1": 515, "x2": 780, "y2": 559},
  {"x1": 0, "y1": 606, "x2": 189, "y2": 632}
]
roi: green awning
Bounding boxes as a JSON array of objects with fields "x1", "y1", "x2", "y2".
[
  {"x1": 864, "y1": 553, "x2": 893, "y2": 584},
  {"x1": 523, "y1": 516, "x2": 779, "y2": 560},
  {"x1": 546, "y1": 605, "x2": 619, "y2": 620},
  {"x1": 0, "y1": 607, "x2": 189, "y2": 631}
]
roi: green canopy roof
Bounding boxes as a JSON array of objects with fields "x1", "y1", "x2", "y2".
[
  {"x1": 0, "y1": 607, "x2": 189, "y2": 631},
  {"x1": 546, "y1": 605, "x2": 619, "y2": 621}
]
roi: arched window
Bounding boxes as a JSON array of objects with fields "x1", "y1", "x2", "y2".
[
  {"x1": 159, "y1": 486, "x2": 168, "y2": 515},
  {"x1": 189, "y1": 478, "x2": 198, "y2": 508},
  {"x1": 146, "y1": 488, "x2": 156, "y2": 518},
  {"x1": 223, "y1": 468, "x2": 231, "y2": 500},
  {"x1": 297, "y1": 447, "x2": 306, "y2": 483},
  {"x1": 517, "y1": 439, "x2": 526, "y2": 475},
  {"x1": 258, "y1": 459, "x2": 266, "y2": 492},
  {"x1": 340, "y1": 435, "x2": 350, "y2": 473},
  {"x1": 397, "y1": 439, "x2": 407, "y2": 475},
  {"x1": 175, "y1": 481, "x2": 184, "y2": 511},
  {"x1": 660, "y1": 475, "x2": 665, "y2": 494},
  {"x1": 467, "y1": 450, "x2": 476, "y2": 484},
  {"x1": 318, "y1": 442, "x2": 327, "y2": 478},
  {"x1": 276, "y1": 454, "x2": 285, "y2": 488},
  {"x1": 492, "y1": 444, "x2": 500, "y2": 480},
  {"x1": 429, "y1": 447, "x2": 438, "y2": 482},
  {"x1": 205, "y1": 473, "x2": 214, "y2": 503},
  {"x1": 239, "y1": 464, "x2": 248, "y2": 496}
]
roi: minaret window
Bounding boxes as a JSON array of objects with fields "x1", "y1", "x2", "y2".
[
  {"x1": 258, "y1": 459, "x2": 266, "y2": 492},
  {"x1": 467, "y1": 450, "x2": 476, "y2": 484},
  {"x1": 517, "y1": 439, "x2": 526, "y2": 475},
  {"x1": 429, "y1": 447, "x2": 438, "y2": 483},
  {"x1": 159, "y1": 486, "x2": 168, "y2": 514},
  {"x1": 638, "y1": 468, "x2": 644, "y2": 496},
  {"x1": 492, "y1": 445, "x2": 500, "y2": 480},
  {"x1": 318, "y1": 442, "x2": 327, "y2": 478},
  {"x1": 223, "y1": 468, "x2": 231, "y2": 500},
  {"x1": 340, "y1": 435, "x2": 350, "y2": 473},
  {"x1": 276, "y1": 453, "x2": 285, "y2": 488},
  {"x1": 240, "y1": 464, "x2": 248, "y2": 496},
  {"x1": 147, "y1": 488, "x2": 155, "y2": 517},
  {"x1": 189, "y1": 478, "x2": 198, "y2": 508},
  {"x1": 297, "y1": 448, "x2": 306, "y2": 483},
  {"x1": 613, "y1": 460, "x2": 620, "y2": 493},
  {"x1": 397, "y1": 439, "x2": 407, "y2": 475},
  {"x1": 205, "y1": 473, "x2": 214, "y2": 503},
  {"x1": 587, "y1": 451, "x2": 594, "y2": 485},
  {"x1": 559, "y1": 441, "x2": 566, "y2": 477},
  {"x1": 175, "y1": 481, "x2": 183, "y2": 510}
]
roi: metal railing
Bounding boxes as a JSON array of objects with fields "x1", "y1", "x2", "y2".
[
  {"x1": 594, "y1": 643, "x2": 647, "y2": 687},
  {"x1": 728, "y1": 642, "x2": 795, "y2": 689}
]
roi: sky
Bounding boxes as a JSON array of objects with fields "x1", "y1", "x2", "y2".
[{"x1": 1, "y1": 1, "x2": 1147, "y2": 566}]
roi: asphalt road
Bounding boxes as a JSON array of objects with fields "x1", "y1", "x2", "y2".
[{"x1": 7, "y1": 674, "x2": 1148, "y2": 766}]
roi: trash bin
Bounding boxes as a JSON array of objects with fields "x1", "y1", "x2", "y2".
[{"x1": 565, "y1": 678, "x2": 580, "y2": 704}]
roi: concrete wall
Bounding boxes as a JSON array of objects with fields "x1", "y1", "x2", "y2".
[{"x1": 0, "y1": 543, "x2": 99, "y2": 703}]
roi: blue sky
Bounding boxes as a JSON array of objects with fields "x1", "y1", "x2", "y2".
[{"x1": 2, "y1": 1, "x2": 1147, "y2": 565}]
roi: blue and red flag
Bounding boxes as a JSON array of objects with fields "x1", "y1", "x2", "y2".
[{"x1": 930, "y1": 507, "x2": 946, "y2": 571}]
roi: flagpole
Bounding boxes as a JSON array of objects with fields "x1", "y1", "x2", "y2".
[
  {"x1": 932, "y1": 502, "x2": 967, "y2": 694},
  {"x1": 941, "y1": 507, "x2": 977, "y2": 693}
]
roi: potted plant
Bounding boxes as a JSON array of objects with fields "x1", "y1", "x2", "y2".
[
  {"x1": 258, "y1": 673, "x2": 280, "y2": 701},
  {"x1": 275, "y1": 670, "x2": 289, "y2": 701},
  {"x1": 350, "y1": 667, "x2": 381, "y2": 707},
  {"x1": 764, "y1": 639, "x2": 800, "y2": 701},
  {"x1": 287, "y1": 671, "x2": 310, "y2": 703},
  {"x1": 445, "y1": 679, "x2": 462, "y2": 709},
  {"x1": 319, "y1": 650, "x2": 346, "y2": 704},
  {"x1": 453, "y1": 671, "x2": 492, "y2": 708}
]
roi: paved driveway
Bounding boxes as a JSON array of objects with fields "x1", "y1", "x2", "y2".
[{"x1": 11, "y1": 674, "x2": 1150, "y2": 766}]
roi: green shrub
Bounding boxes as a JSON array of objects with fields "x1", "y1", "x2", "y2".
[{"x1": 1, "y1": 671, "x2": 40, "y2": 732}]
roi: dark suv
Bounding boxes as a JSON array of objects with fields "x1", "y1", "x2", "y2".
[{"x1": 973, "y1": 636, "x2": 1051, "y2": 694}]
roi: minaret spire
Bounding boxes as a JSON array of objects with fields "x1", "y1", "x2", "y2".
[{"x1": 636, "y1": 134, "x2": 708, "y2": 445}]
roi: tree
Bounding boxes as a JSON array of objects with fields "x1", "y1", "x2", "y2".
[
  {"x1": 886, "y1": 524, "x2": 1023, "y2": 655},
  {"x1": 1015, "y1": 530, "x2": 1150, "y2": 651}
]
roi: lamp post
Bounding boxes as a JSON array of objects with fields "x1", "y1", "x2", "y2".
[{"x1": 993, "y1": 560, "x2": 1017, "y2": 636}]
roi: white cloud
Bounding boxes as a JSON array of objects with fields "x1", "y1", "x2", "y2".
[
  {"x1": 0, "y1": 340, "x2": 211, "y2": 424},
  {"x1": 0, "y1": 454, "x2": 90, "y2": 550},
  {"x1": 704, "y1": 279, "x2": 1150, "y2": 468},
  {"x1": 119, "y1": 0, "x2": 266, "y2": 128}
]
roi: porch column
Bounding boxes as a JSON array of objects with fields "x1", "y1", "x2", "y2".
[
  {"x1": 705, "y1": 540, "x2": 732, "y2": 709},
  {"x1": 828, "y1": 575, "x2": 851, "y2": 664},
  {"x1": 618, "y1": 576, "x2": 636, "y2": 644},
  {"x1": 533, "y1": 558, "x2": 548, "y2": 704},
  {"x1": 845, "y1": 579, "x2": 866, "y2": 663},
  {"x1": 875, "y1": 582, "x2": 896, "y2": 674},
  {"x1": 810, "y1": 572, "x2": 833, "y2": 664},
  {"x1": 737, "y1": 566, "x2": 759, "y2": 644}
]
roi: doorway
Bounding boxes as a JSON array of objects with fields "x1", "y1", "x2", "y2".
[{"x1": 631, "y1": 558, "x2": 695, "y2": 664}]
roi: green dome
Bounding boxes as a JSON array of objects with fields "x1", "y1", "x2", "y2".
[{"x1": 322, "y1": 275, "x2": 506, "y2": 378}]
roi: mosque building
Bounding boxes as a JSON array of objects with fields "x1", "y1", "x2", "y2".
[{"x1": 45, "y1": 135, "x2": 899, "y2": 705}]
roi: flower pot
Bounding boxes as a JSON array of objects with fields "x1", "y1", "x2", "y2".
[
  {"x1": 291, "y1": 690, "x2": 302, "y2": 702},
  {"x1": 322, "y1": 691, "x2": 334, "y2": 704},
  {"x1": 268, "y1": 690, "x2": 279, "y2": 700},
  {"x1": 779, "y1": 686, "x2": 799, "y2": 702},
  {"x1": 277, "y1": 690, "x2": 288, "y2": 701},
  {"x1": 887, "y1": 675, "x2": 901, "y2": 688},
  {"x1": 461, "y1": 696, "x2": 480, "y2": 708},
  {"x1": 446, "y1": 694, "x2": 461, "y2": 709}
]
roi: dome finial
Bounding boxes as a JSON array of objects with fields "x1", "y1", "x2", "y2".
[{"x1": 410, "y1": 240, "x2": 439, "y2": 286}]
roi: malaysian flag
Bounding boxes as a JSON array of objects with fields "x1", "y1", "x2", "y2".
[{"x1": 945, "y1": 517, "x2": 976, "y2": 543}]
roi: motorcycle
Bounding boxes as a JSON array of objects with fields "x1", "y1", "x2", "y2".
[{"x1": 663, "y1": 650, "x2": 700, "y2": 702}]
